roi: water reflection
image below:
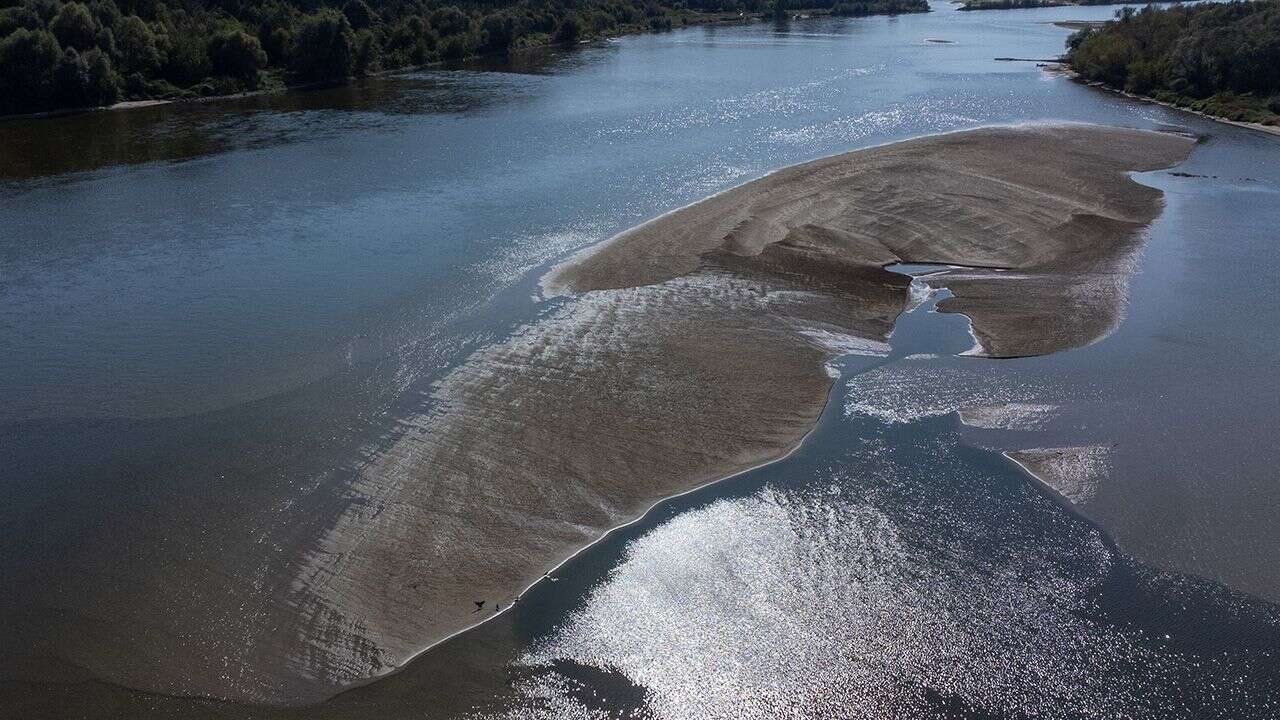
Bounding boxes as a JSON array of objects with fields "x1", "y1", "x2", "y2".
[
  {"x1": 498, "y1": 432, "x2": 1280, "y2": 719},
  {"x1": 0, "y1": 71, "x2": 539, "y2": 182},
  {"x1": 3, "y1": 3, "x2": 1280, "y2": 717},
  {"x1": 476, "y1": 293, "x2": 1280, "y2": 719}
]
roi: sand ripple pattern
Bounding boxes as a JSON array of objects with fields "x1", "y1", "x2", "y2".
[{"x1": 279, "y1": 126, "x2": 1191, "y2": 701}]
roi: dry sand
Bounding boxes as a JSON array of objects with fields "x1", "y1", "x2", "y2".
[
  {"x1": 548, "y1": 123, "x2": 1193, "y2": 356},
  {"x1": 32, "y1": 124, "x2": 1192, "y2": 705}
]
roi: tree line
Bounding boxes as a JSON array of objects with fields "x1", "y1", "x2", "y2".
[
  {"x1": 0, "y1": 0, "x2": 925, "y2": 115},
  {"x1": 1068, "y1": 1, "x2": 1280, "y2": 125},
  {"x1": 958, "y1": 0, "x2": 1175, "y2": 11}
]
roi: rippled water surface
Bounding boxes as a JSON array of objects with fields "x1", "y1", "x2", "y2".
[{"x1": 4, "y1": 2, "x2": 1280, "y2": 717}]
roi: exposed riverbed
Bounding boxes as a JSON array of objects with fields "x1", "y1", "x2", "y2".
[{"x1": 3, "y1": 3, "x2": 1279, "y2": 718}]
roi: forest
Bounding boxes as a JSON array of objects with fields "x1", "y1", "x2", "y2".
[
  {"x1": 958, "y1": 0, "x2": 1174, "y2": 11},
  {"x1": 0, "y1": 0, "x2": 924, "y2": 115},
  {"x1": 1068, "y1": 1, "x2": 1280, "y2": 125}
]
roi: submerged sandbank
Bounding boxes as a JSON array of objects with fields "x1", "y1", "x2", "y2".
[
  {"x1": 28, "y1": 125, "x2": 1190, "y2": 705},
  {"x1": 272, "y1": 125, "x2": 1191, "y2": 701}
]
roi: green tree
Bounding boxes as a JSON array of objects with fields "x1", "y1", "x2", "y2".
[
  {"x1": 115, "y1": 14, "x2": 163, "y2": 75},
  {"x1": 88, "y1": 0, "x2": 123, "y2": 31},
  {"x1": 0, "y1": 6, "x2": 42, "y2": 37},
  {"x1": 209, "y1": 30, "x2": 267, "y2": 83},
  {"x1": 262, "y1": 25, "x2": 293, "y2": 65},
  {"x1": 341, "y1": 0, "x2": 375, "y2": 30},
  {"x1": 52, "y1": 45, "x2": 121, "y2": 106},
  {"x1": 481, "y1": 11, "x2": 515, "y2": 51},
  {"x1": 0, "y1": 28, "x2": 61, "y2": 113},
  {"x1": 54, "y1": 46, "x2": 91, "y2": 106},
  {"x1": 50, "y1": 2, "x2": 99, "y2": 51},
  {"x1": 353, "y1": 27, "x2": 380, "y2": 74},
  {"x1": 162, "y1": 32, "x2": 211, "y2": 86},
  {"x1": 25, "y1": 0, "x2": 63, "y2": 25},
  {"x1": 1068, "y1": 1, "x2": 1280, "y2": 125},
  {"x1": 83, "y1": 47, "x2": 121, "y2": 104},
  {"x1": 429, "y1": 6, "x2": 471, "y2": 37},
  {"x1": 292, "y1": 9, "x2": 354, "y2": 80},
  {"x1": 386, "y1": 16, "x2": 436, "y2": 65},
  {"x1": 554, "y1": 14, "x2": 582, "y2": 44}
]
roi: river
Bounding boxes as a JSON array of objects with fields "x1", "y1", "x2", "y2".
[{"x1": 2, "y1": 2, "x2": 1279, "y2": 718}]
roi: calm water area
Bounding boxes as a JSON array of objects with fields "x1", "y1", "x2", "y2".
[{"x1": 3, "y1": 2, "x2": 1279, "y2": 717}]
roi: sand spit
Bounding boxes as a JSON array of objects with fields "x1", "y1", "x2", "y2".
[
  {"x1": 45, "y1": 126, "x2": 1187, "y2": 704},
  {"x1": 1007, "y1": 445, "x2": 1113, "y2": 505}
]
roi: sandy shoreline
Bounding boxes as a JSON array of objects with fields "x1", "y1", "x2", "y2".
[{"x1": 11, "y1": 125, "x2": 1192, "y2": 707}]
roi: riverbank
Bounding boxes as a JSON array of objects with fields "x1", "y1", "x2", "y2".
[
  {"x1": 1043, "y1": 58, "x2": 1280, "y2": 138},
  {"x1": 1074, "y1": 75, "x2": 1280, "y2": 138},
  {"x1": 0, "y1": 5, "x2": 928, "y2": 123},
  {"x1": 1062, "y1": 0, "x2": 1280, "y2": 135}
]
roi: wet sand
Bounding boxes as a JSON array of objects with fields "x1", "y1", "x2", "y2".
[
  {"x1": 1006, "y1": 446, "x2": 1112, "y2": 505},
  {"x1": 263, "y1": 125, "x2": 1191, "y2": 702},
  {"x1": 1, "y1": 125, "x2": 1192, "y2": 707}
]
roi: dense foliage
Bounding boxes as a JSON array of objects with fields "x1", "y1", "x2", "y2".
[
  {"x1": 1068, "y1": 1, "x2": 1280, "y2": 124},
  {"x1": 769, "y1": 0, "x2": 924, "y2": 17},
  {"x1": 0, "y1": 0, "x2": 925, "y2": 115},
  {"x1": 831, "y1": 0, "x2": 925, "y2": 17},
  {"x1": 958, "y1": 0, "x2": 1172, "y2": 11}
]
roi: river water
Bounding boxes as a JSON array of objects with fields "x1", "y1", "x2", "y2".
[{"x1": 2, "y1": 2, "x2": 1279, "y2": 718}]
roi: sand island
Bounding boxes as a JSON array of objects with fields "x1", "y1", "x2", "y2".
[
  {"x1": 23, "y1": 124, "x2": 1193, "y2": 706},
  {"x1": 261, "y1": 124, "x2": 1193, "y2": 703}
]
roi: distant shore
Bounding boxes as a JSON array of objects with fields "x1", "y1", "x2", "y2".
[
  {"x1": 957, "y1": 0, "x2": 1177, "y2": 10},
  {"x1": 0, "y1": 7, "x2": 917, "y2": 123}
]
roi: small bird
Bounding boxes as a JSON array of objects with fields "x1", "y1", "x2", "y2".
[
  {"x1": 473, "y1": 600, "x2": 485, "y2": 613},
  {"x1": 544, "y1": 574, "x2": 560, "y2": 583}
]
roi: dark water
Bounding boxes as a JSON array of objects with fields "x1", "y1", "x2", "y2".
[{"x1": 3, "y1": 2, "x2": 1280, "y2": 717}]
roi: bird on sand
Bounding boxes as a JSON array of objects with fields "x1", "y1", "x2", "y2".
[{"x1": 473, "y1": 600, "x2": 485, "y2": 613}]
